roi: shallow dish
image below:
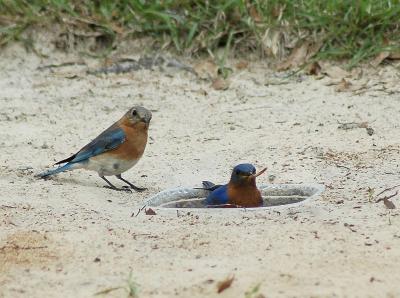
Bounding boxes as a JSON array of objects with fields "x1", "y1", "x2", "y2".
[{"x1": 144, "y1": 183, "x2": 325, "y2": 211}]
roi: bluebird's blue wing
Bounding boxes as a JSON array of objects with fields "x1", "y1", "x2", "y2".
[
  {"x1": 206, "y1": 184, "x2": 229, "y2": 205},
  {"x1": 54, "y1": 124, "x2": 126, "y2": 165},
  {"x1": 71, "y1": 126, "x2": 126, "y2": 163},
  {"x1": 37, "y1": 123, "x2": 126, "y2": 179}
]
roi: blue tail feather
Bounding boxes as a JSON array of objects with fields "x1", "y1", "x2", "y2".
[
  {"x1": 36, "y1": 163, "x2": 73, "y2": 178},
  {"x1": 201, "y1": 181, "x2": 222, "y2": 191}
]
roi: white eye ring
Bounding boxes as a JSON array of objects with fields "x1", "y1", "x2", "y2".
[{"x1": 132, "y1": 110, "x2": 137, "y2": 116}]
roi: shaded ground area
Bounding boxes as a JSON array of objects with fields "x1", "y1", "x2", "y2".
[{"x1": 1, "y1": 42, "x2": 400, "y2": 297}]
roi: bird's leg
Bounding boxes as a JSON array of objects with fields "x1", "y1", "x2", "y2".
[
  {"x1": 115, "y1": 174, "x2": 147, "y2": 192},
  {"x1": 101, "y1": 176, "x2": 131, "y2": 192}
]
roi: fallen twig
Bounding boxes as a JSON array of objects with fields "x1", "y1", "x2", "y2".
[
  {"x1": 131, "y1": 205, "x2": 146, "y2": 217},
  {"x1": 375, "y1": 191, "x2": 398, "y2": 203},
  {"x1": 334, "y1": 163, "x2": 351, "y2": 171},
  {"x1": 375, "y1": 184, "x2": 400, "y2": 198}
]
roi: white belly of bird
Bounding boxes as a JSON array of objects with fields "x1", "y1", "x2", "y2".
[{"x1": 85, "y1": 155, "x2": 139, "y2": 176}]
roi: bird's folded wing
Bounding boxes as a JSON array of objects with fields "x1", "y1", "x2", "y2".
[
  {"x1": 69, "y1": 126, "x2": 126, "y2": 163},
  {"x1": 206, "y1": 184, "x2": 229, "y2": 205}
]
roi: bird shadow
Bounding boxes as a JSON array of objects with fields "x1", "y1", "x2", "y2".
[{"x1": 37, "y1": 175, "x2": 106, "y2": 189}]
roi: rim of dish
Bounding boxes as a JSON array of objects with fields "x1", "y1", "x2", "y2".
[{"x1": 140, "y1": 183, "x2": 325, "y2": 212}]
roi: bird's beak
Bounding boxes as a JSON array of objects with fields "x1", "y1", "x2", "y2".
[
  {"x1": 141, "y1": 115, "x2": 152, "y2": 124},
  {"x1": 252, "y1": 167, "x2": 267, "y2": 178}
]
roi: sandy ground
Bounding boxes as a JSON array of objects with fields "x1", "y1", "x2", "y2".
[{"x1": 1, "y1": 40, "x2": 400, "y2": 298}]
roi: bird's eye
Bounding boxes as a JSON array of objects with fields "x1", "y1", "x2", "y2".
[
  {"x1": 131, "y1": 110, "x2": 137, "y2": 116},
  {"x1": 236, "y1": 170, "x2": 240, "y2": 175}
]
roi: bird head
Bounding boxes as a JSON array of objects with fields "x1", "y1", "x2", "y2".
[
  {"x1": 230, "y1": 163, "x2": 267, "y2": 185},
  {"x1": 125, "y1": 106, "x2": 152, "y2": 128}
]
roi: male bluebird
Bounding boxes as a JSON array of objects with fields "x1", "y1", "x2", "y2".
[
  {"x1": 37, "y1": 106, "x2": 152, "y2": 192},
  {"x1": 201, "y1": 164, "x2": 267, "y2": 208}
]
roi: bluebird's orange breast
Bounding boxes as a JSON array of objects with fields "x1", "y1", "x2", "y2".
[
  {"x1": 227, "y1": 183, "x2": 263, "y2": 207},
  {"x1": 107, "y1": 122, "x2": 148, "y2": 161}
]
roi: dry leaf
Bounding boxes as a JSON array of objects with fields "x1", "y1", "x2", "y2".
[
  {"x1": 384, "y1": 199, "x2": 396, "y2": 209},
  {"x1": 145, "y1": 208, "x2": 157, "y2": 215},
  {"x1": 249, "y1": 6, "x2": 262, "y2": 23},
  {"x1": 306, "y1": 62, "x2": 321, "y2": 75},
  {"x1": 371, "y1": 51, "x2": 390, "y2": 67},
  {"x1": 212, "y1": 78, "x2": 230, "y2": 90},
  {"x1": 323, "y1": 79, "x2": 342, "y2": 86},
  {"x1": 351, "y1": 83, "x2": 367, "y2": 93},
  {"x1": 358, "y1": 122, "x2": 369, "y2": 129},
  {"x1": 351, "y1": 68, "x2": 363, "y2": 79},
  {"x1": 322, "y1": 64, "x2": 349, "y2": 79},
  {"x1": 194, "y1": 60, "x2": 218, "y2": 80},
  {"x1": 276, "y1": 42, "x2": 309, "y2": 70},
  {"x1": 372, "y1": 37, "x2": 400, "y2": 61},
  {"x1": 217, "y1": 275, "x2": 234, "y2": 293},
  {"x1": 235, "y1": 61, "x2": 249, "y2": 70},
  {"x1": 307, "y1": 41, "x2": 323, "y2": 58},
  {"x1": 261, "y1": 28, "x2": 288, "y2": 59},
  {"x1": 388, "y1": 51, "x2": 400, "y2": 59},
  {"x1": 330, "y1": 78, "x2": 366, "y2": 93},
  {"x1": 335, "y1": 78, "x2": 352, "y2": 92},
  {"x1": 276, "y1": 40, "x2": 322, "y2": 71},
  {"x1": 110, "y1": 24, "x2": 125, "y2": 35}
]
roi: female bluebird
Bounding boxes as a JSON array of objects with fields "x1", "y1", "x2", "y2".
[
  {"x1": 201, "y1": 164, "x2": 267, "y2": 208},
  {"x1": 37, "y1": 106, "x2": 152, "y2": 192}
]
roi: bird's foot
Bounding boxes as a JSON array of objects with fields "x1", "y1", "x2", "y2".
[{"x1": 103, "y1": 185, "x2": 132, "y2": 192}]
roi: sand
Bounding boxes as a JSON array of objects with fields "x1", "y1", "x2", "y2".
[{"x1": 1, "y1": 40, "x2": 400, "y2": 298}]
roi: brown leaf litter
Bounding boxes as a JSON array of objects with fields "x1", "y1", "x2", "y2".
[
  {"x1": 217, "y1": 275, "x2": 234, "y2": 293},
  {"x1": 0, "y1": 231, "x2": 59, "y2": 274},
  {"x1": 193, "y1": 60, "x2": 219, "y2": 80},
  {"x1": 370, "y1": 38, "x2": 400, "y2": 67},
  {"x1": 212, "y1": 78, "x2": 230, "y2": 90},
  {"x1": 276, "y1": 41, "x2": 322, "y2": 71}
]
